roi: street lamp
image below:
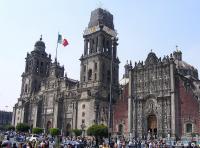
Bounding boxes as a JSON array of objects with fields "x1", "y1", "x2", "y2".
[{"x1": 81, "y1": 123, "x2": 86, "y2": 137}]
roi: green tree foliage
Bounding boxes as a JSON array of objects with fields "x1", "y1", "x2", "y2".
[
  {"x1": 191, "y1": 132, "x2": 199, "y2": 137},
  {"x1": 16, "y1": 123, "x2": 30, "y2": 132},
  {"x1": 72, "y1": 129, "x2": 82, "y2": 136},
  {"x1": 5, "y1": 125, "x2": 15, "y2": 131},
  {"x1": 32, "y1": 127, "x2": 43, "y2": 134},
  {"x1": 49, "y1": 128, "x2": 60, "y2": 137},
  {"x1": 87, "y1": 124, "x2": 108, "y2": 137}
]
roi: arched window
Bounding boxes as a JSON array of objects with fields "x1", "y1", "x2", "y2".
[
  {"x1": 94, "y1": 62, "x2": 97, "y2": 70},
  {"x1": 83, "y1": 65, "x2": 86, "y2": 72},
  {"x1": 82, "y1": 112, "x2": 85, "y2": 117},
  {"x1": 40, "y1": 62, "x2": 44, "y2": 73},
  {"x1": 88, "y1": 69, "x2": 92, "y2": 80},
  {"x1": 186, "y1": 123, "x2": 192, "y2": 133},
  {"x1": 36, "y1": 60, "x2": 39, "y2": 73},
  {"x1": 106, "y1": 40, "x2": 109, "y2": 52},
  {"x1": 103, "y1": 38, "x2": 106, "y2": 52},
  {"x1": 24, "y1": 84, "x2": 28, "y2": 93},
  {"x1": 82, "y1": 104, "x2": 85, "y2": 109},
  {"x1": 83, "y1": 76, "x2": 86, "y2": 82}
]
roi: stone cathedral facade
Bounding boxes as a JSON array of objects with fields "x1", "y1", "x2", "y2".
[
  {"x1": 12, "y1": 7, "x2": 200, "y2": 139},
  {"x1": 127, "y1": 50, "x2": 200, "y2": 138},
  {"x1": 12, "y1": 8, "x2": 119, "y2": 134}
]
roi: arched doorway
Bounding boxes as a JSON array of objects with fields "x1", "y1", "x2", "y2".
[
  {"x1": 118, "y1": 124, "x2": 124, "y2": 135},
  {"x1": 46, "y1": 121, "x2": 52, "y2": 132},
  {"x1": 66, "y1": 123, "x2": 71, "y2": 136},
  {"x1": 147, "y1": 115, "x2": 157, "y2": 139}
]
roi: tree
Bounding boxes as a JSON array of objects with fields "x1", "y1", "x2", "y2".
[
  {"x1": 49, "y1": 128, "x2": 60, "y2": 137},
  {"x1": 87, "y1": 124, "x2": 108, "y2": 137},
  {"x1": 87, "y1": 124, "x2": 108, "y2": 146},
  {"x1": 16, "y1": 123, "x2": 30, "y2": 132},
  {"x1": 72, "y1": 129, "x2": 82, "y2": 136},
  {"x1": 5, "y1": 125, "x2": 15, "y2": 131},
  {"x1": 32, "y1": 127, "x2": 43, "y2": 134}
]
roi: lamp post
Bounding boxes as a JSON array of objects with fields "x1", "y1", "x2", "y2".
[{"x1": 81, "y1": 123, "x2": 86, "y2": 137}]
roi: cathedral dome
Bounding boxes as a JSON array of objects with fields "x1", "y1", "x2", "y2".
[
  {"x1": 175, "y1": 59, "x2": 198, "y2": 79},
  {"x1": 34, "y1": 36, "x2": 46, "y2": 51}
]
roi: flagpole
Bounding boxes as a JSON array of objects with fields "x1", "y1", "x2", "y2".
[{"x1": 55, "y1": 32, "x2": 59, "y2": 62}]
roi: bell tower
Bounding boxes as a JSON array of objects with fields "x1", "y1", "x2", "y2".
[
  {"x1": 21, "y1": 36, "x2": 51, "y2": 97},
  {"x1": 78, "y1": 8, "x2": 120, "y2": 128}
]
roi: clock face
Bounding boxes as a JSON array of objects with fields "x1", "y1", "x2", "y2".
[
  {"x1": 83, "y1": 25, "x2": 117, "y2": 37},
  {"x1": 83, "y1": 25, "x2": 100, "y2": 35}
]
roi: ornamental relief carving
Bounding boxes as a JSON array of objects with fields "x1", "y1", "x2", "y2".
[{"x1": 144, "y1": 98, "x2": 160, "y2": 116}]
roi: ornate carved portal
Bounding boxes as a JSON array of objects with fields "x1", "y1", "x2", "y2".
[
  {"x1": 46, "y1": 121, "x2": 52, "y2": 131},
  {"x1": 147, "y1": 114, "x2": 157, "y2": 139},
  {"x1": 66, "y1": 123, "x2": 71, "y2": 136}
]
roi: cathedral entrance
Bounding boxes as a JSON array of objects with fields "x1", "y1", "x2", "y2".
[
  {"x1": 46, "y1": 121, "x2": 52, "y2": 133},
  {"x1": 66, "y1": 123, "x2": 71, "y2": 136},
  {"x1": 147, "y1": 115, "x2": 157, "y2": 139}
]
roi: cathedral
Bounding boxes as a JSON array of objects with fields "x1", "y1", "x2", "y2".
[
  {"x1": 113, "y1": 49, "x2": 200, "y2": 139},
  {"x1": 12, "y1": 8, "x2": 200, "y2": 139},
  {"x1": 12, "y1": 8, "x2": 120, "y2": 135},
  {"x1": 127, "y1": 49, "x2": 200, "y2": 139}
]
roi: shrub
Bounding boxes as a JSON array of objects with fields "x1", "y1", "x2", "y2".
[
  {"x1": 32, "y1": 127, "x2": 43, "y2": 134},
  {"x1": 49, "y1": 128, "x2": 60, "y2": 137},
  {"x1": 72, "y1": 129, "x2": 82, "y2": 136},
  {"x1": 87, "y1": 124, "x2": 108, "y2": 137},
  {"x1": 16, "y1": 123, "x2": 30, "y2": 132}
]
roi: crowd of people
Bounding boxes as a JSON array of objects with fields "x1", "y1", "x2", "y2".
[{"x1": 0, "y1": 131, "x2": 199, "y2": 148}]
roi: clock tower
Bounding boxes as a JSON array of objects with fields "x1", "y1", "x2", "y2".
[{"x1": 78, "y1": 8, "x2": 120, "y2": 129}]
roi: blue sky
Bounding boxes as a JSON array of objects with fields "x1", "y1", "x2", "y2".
[{"x1": 0, "y1": 0, "x2": 200, "y2": 111}]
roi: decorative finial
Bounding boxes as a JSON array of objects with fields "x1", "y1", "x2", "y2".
[
  {"x1": 176, "y1": 45, "x2": 179, "y2": 51},
  {"x1": 40, "y1": 35, "x2": 42, "y2": 41},
  {"x1": 151, "y1": 49, "x2": 153, "y2": 52}
]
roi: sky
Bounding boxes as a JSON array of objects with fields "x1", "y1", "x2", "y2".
[{"x1": 0, "y1": 0, "x2": 200, "y2": 111}]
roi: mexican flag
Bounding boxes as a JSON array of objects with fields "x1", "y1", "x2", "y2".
[{"x1": 57, "y1": 33, "x2": 69, "y2": 47}]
